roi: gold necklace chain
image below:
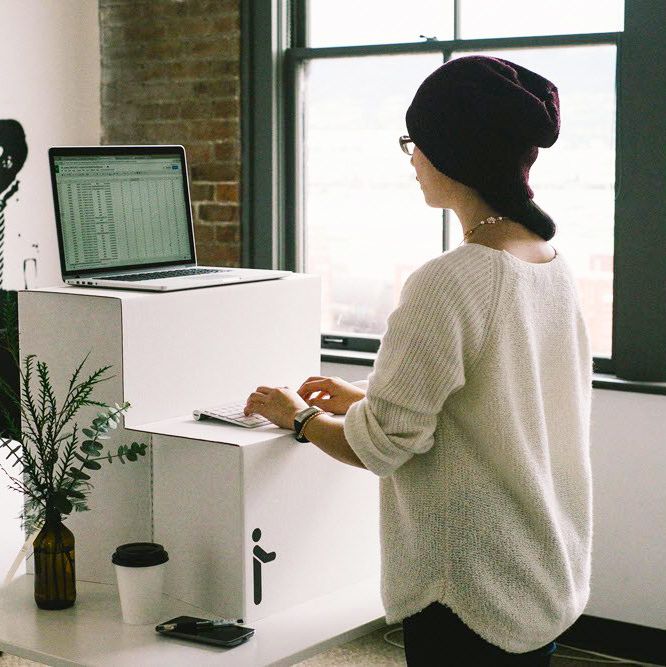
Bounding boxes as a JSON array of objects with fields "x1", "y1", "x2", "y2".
[{"x1": 460, "y1": 215, "x2": 506, "y2": 245}]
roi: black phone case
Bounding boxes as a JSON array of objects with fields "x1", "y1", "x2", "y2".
[{"x1": 156, "y1": 615, "x2": 255, "y2": 648}]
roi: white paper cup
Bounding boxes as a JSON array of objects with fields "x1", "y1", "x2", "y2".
[{"x1": 111, "y1": 542, "x2": 169, "y2": 625}]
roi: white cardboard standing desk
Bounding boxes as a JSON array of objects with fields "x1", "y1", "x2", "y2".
[{"x1": 12, "y1": 276, "x2": 384, "y2": 665}]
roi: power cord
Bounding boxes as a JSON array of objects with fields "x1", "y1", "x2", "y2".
[{"x1": 382, "y1": 626, "x2": 664, "y2": 666}]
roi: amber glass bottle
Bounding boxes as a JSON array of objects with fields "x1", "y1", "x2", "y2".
[{"x1": 33, "y1": 507, "x2": 76, "y2": 609}]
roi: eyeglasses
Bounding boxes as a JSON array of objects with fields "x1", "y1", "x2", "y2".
[{"x1": 399, "y1": 135, "x2": 414, "y2": 156}]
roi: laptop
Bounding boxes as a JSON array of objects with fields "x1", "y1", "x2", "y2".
[{"x1": 48, "y1": 145, "x2": 292, "y2": 291}]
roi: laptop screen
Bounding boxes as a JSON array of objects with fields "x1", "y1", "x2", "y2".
[{"x1": 52, "y1": 150, "x2": 194, "y2": 275}]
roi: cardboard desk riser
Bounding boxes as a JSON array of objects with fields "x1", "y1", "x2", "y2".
[{"x1": 18, "y1": 276, "x2": 380, "y2": 624}]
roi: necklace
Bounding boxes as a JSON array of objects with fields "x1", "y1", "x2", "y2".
[{"x1": 459, "y1": 215, "x2": 506, "y2": 246}]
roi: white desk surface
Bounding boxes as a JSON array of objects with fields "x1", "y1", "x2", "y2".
[
  {"x1": 128, "y1": 414, "x2": 292, "y2": 446},
  {"x1": 0, "y1": 575, "x2": 385, "y2": 667},
  {"x1": 128, "y1": 413, "x2": 345, "y2": 447}
]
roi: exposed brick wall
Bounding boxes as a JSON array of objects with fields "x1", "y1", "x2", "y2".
[{"x1": 99, "y1": 0, "x2": 241, "y2": 266}]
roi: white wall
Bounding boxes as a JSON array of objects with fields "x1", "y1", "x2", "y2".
[
  {"x1": 0, "y1": 0, "x2": 100, "y2": 580},
  {"x1": 0, "y1": 0, "x2": 100, "y2": 291},
  {"x1": 322, "y1": 361, "x2": 666, "y2": 632}
]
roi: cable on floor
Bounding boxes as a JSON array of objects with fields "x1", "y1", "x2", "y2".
[{"x1": 382, "y1": 627, "x2": 664, "y2": 666}]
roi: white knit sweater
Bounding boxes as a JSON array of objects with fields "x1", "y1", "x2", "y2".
[{"x1": 344, "y1": 242, "x2": 593, "y2": 654}]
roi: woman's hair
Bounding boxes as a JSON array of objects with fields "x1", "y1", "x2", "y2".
[{"x1": 480, "y1": 191, "x2": 556, "y2": 241}]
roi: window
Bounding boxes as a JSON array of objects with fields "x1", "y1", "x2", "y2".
[
  {"x1": 302, "y1": 53, "x2": 443, "y2": 339},
  {"x1": 242, "y1": 1, "x2": 666, "y2": 382}
]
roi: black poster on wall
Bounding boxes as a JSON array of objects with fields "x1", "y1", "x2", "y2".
[
  {"x1": 0, "y1": 119, "x2": 28, "y2": 289},
  {"x1": 0, "y1": 120, "x2": 27, "y2": 436}
]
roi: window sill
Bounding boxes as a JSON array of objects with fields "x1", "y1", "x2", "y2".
[{"x1": 321, "y1": 349, "x2": 666, "y2": 397}]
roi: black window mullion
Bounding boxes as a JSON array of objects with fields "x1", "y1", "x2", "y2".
[
  {"x1": 242, "y1": 0, "x2": 270, "y2": 269},
  {"x1": 442, "y1": 48, "x2": 452, "y2": 252},
  {"x1": 291, "y1": 0, "x2": 307, "y2": 48},
  {"x1": 612, "y1": 0, "x2": 666, "y2": 381},
  {"x1": 321, "y1": 333, "x2": 380, "y2": 354},
  {"x1": 282, "y1": 50, "x2": 298, "y2": 273},
  {"x1": 454, "y1": 0, "x2": 461, "y2": 41},
  {"x1": 287, "y1": 31, "x2": 620, "y2": 63}
]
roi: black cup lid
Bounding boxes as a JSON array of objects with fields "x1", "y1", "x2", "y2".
[{"x1": 112, "y1": 542, "x2": 169, "y2": 567}]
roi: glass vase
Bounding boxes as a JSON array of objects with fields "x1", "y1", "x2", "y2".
[{"x1": 33, "y1": 509, "x2": 76, "y2": 609}]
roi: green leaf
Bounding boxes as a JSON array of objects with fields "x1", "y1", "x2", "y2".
[
  {"x1": 82, "y1": 459, "x2": 101, "y2": 470},
  {"x1": 66, "y1": 489, "x2": 86, "y2": 499},
  {"x1": 74, "y1": 452, "x2": 88, "y2": 464},
  {"x1": 66, "y1": 467, "x2": 91, "y2": 481},
  {"x1": 52, "y1": 494, "x2": 73, "y2": 515},
  {"x1": 107, "y1": 451, "x2": 112, "y2": 463},
  {"x1": 126, "y1": 451, "x2": 137, "y2": 462},
  {"x1": 82, "y1": 428, "x2": 95, "y2": 438},
  {"x1": 81, "y1": 442, "x2": 101, "y2": 455},
  {"x1": 130, "y1": 442, "x2": 147, "y2": 456}
]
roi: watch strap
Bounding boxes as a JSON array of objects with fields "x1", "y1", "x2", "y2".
[{"x1": 294, "y1": 406, "x2": 323, "y2": 442}]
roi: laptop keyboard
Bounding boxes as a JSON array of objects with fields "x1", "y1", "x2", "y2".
[{"x1": 111, "y1": 268, "x2": 232, "y2": 281}]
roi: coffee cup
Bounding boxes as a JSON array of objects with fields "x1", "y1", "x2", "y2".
[{"x1": 112, "y1": 542, "x2": 169, "y2": 624}]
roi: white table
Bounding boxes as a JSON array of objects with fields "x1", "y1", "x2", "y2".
[{"x1": 0, "y1": 575, "x2": 386, "y2": 666}]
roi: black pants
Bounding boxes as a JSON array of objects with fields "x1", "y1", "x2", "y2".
[{"x1": 402, "y1": 601, "x2": 556, "y2": 666}]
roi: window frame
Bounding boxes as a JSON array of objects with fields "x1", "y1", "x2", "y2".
[{"x1": 241, "y1": 0, "x2": 666, "y2": 382}]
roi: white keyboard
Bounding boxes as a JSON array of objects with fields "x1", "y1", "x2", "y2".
[{"x1": 193, "y1": 401, "x2": 273, "y2": 428}]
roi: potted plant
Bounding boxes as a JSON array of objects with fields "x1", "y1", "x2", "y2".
[{"x1": 0, "y1": 300, "x2": 147, "y2": 609}]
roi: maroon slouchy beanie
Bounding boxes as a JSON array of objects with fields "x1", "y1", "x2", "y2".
[{"x1": 405, "y1": 55, "x2": 560, "y2": 202}]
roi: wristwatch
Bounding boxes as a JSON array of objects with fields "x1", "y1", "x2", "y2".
[{"x1": 293, "y1": 406, "x2": 323, "y2": 443}]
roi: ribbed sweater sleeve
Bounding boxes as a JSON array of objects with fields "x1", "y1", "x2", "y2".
[{"x1": 344, "y1": 251, "x2": 498, "y2": 477}]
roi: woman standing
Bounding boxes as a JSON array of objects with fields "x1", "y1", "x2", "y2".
[{"x1": 244, "y1": 55, "x2": 593, "y2": 666}]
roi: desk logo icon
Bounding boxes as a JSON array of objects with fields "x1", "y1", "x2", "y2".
[{"x1": 252, "y1": 528, "x2": 276, "y2": 605}]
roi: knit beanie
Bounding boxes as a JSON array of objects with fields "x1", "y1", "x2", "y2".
[{"x1": 405, "y1": 55, "x2": 560, "y2": 240}]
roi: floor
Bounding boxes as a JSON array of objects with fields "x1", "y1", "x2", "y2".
[{"x1": 0, "y1": 625, "x2": 609, "y2": 666}]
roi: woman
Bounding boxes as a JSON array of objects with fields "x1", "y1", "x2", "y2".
[{"x1": 244, "y1": 55, "x2": 593, "y2": 666}]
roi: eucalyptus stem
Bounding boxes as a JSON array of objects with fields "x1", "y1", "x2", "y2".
[{"x1": 61, "y1": 416, "x2": 108, "y2": 497}]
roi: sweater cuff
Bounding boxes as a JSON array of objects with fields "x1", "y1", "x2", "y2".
[{"x1": 343, "y1": 397, "x2": 413, "y2": 478}]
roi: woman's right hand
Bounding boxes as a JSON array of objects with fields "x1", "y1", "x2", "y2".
[{"x1": 296, "y1": 376, "x2": 366, "y2": 415}]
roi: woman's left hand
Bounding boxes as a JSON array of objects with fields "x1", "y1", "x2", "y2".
[{"x1": 244, "y1": 385, "x2": 309, "y2": 430}]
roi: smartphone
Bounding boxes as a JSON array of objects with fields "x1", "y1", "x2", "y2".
[{"x1": 155, "y1": 615, "x2": 255, "y2": 648}]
